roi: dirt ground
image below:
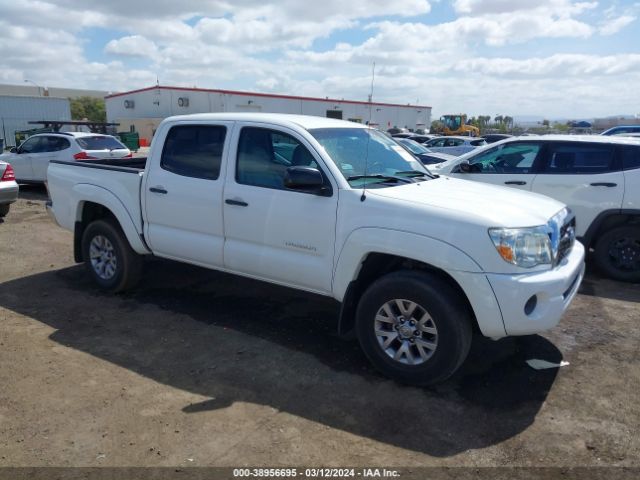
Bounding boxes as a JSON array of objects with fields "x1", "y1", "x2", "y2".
[{"x1": 0, "y1": 186, "x2": 638, "y2": 473}]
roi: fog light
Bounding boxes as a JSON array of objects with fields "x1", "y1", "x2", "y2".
[{"x1": 524, "y1": 295, "x2": 537, "y2": 316}]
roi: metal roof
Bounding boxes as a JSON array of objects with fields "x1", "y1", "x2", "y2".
[{"x1": 106, "y1": 85, "x2": 431, "y2": 110}]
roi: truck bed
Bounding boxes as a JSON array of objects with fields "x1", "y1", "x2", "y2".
[
  {"x1": 73, "y1": 157, "x2": 147, "y2": 170},
  {"x1": 47, "y1": 158, "x2": 147, "y2": 238}
]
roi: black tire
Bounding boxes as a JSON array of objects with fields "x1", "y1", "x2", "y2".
[
  {"x1": 0, "y1": 204, "x2": 9, "y2": 217},
  {"x1": 81, "y1": 219, "x2": 143, "y2": 292},
  {"x1": 355, "y1": 270, "x2": 472, "y2": 386},
  {"x1": 593, "y1": 226, "x2": 640, "y2": 283}
]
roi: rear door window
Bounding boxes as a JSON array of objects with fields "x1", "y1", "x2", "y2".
[
  {"x1": 161, "y1": 125, "x2": 227, "y2": 180},
  {"x1": 46, "y1": 136, "x2": 71, "y2": 152},
  {"x1": 620, "y1": 145, "x2": 640, "y2": 170},
  {"x1": 76, "y1": 136, "x2": 126, "y2": 151},
  {"x1": 542, "y1": 143, "x2": 617, "y2": 174}
]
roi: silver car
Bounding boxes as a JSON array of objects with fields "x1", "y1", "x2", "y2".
[
  {"x1": 423, "y1": 136, "x2": 487, "y2": 156},
  {"x1": 0, "y1": 160, "x2": 19, "y2": 217}
]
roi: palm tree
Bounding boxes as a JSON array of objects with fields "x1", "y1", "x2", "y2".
[{"x1": 504, "y1": 115, "x2": 514, "y2": 132}]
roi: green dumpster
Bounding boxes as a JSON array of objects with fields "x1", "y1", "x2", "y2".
[{"x1": 117, "y1": 131, "x2": 140, "y2": 152}]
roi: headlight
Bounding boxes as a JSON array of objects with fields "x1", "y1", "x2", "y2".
[{"x1": 489, "y1": 226, "x2": 553, "y2": 268}]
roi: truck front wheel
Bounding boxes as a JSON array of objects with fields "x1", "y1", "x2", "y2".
[
  {"x1": 355, "y1": 270, "x2": 472, "y2": 385},
  {"x1": 81, "y1": 219, "x2": 142, "y2": 292}
]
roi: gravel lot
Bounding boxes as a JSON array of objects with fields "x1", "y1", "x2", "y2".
[{"x1": 0, "y1": 186, "x2": 638, "y2": 473}]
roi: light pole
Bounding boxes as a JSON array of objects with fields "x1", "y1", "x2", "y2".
[{"x1": 24, "y1": 79, "x2": 42, "y2": 96}]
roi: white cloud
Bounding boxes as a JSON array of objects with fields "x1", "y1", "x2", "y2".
[
  {"x1": 454, "y1": 54, "x2": 640, "y2": 77},
  {"x1": 0, "y1": 0, "x2": 637, "y2": 118},
  {"x1": 105, "y1": 35, "x2": 158, "y2": 58},
  {"x1": 453, "y1": 0, "x2": 597, "y2": 16},
  {"x1": 599, "y1": 14, "x2": 636, "y2": 35}
]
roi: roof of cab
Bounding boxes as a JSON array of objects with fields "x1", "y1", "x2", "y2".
[
  {"x1": 509, "y1": 134, "x2": 640, "y2": 145},
  {"x1": 163, "y1": 113, "x2": 369, "y2": 131}
]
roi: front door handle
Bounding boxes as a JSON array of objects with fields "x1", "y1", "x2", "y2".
[
  {"x1": 149, "y1": 186, "x2": 168, "y2": 194},
  {"x1": 505, "y1": 180, "x2": 526, "y2": 185},
  {"x1": 590, "y1": 182, "x2": 617, "y2": 187},
  {"x1": 225, "y1": 199, "x2": 249, "y2": 207}
]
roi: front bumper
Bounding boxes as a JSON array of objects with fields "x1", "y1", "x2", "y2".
[
  {"x1": 486, "y1": 241, "x2": 585, "y2": 336},
  {"x1": 0, "y1": 182, "x2": 19, "y2": 204}
]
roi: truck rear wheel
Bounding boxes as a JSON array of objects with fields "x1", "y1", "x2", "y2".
[
  {"x1": 0, "y1": 204, "x2": 9, "y2": 217},
  {"x1": 355, "y1": 270, "x2": 472, "y2": 385},
  {"x1": 81, "y1": 219, "x2": 142, "y2": 292},
  {"x1": 593, "y1": 226, "x2": 640, "y2": 283}
]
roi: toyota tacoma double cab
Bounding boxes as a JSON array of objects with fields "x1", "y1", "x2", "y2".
[{"x1": 47, "y1": 113, "x2": 585, "y2": 385}]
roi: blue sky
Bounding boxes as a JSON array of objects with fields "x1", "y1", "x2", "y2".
[{"x1": 0, "y1": 0, "x2": 639, "y2": 119}]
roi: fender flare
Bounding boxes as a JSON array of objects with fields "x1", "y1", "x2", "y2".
[
  {"x1": 73, "y1": 184, "x2": 150, "y2": 256},
  {"x1": 581, "y1": 209, "x2": 640, "y2": 247},
  {"x1": 332, "y1": 227, "x2": 483, "y2": 301},
  {"x1": 332, "y1": 228, "x2": 505, "y2": 338}
]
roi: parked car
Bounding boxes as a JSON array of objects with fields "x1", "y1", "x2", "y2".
[
  {"x1": 47, "y1": 113, "x2": 584, "y2": 385},
  {"x1": 390, "y1": 132, "x2": 415, "y2": 139},
  {"x1": 387, "y1": 127, "x2": 409, "y2": 135},
  {"x1": 407, "y1": 134, "x2": 438, "y2": 144},
  {"x1": 432, "y1": 135, "x2": 640, "y2": 282},
  {"x1": 423, "y1": 136, "x2": 486, "y2": 156},
  {"x1": 613, "y1": 132, "x2": 640, "y2": 140},
  {"x1": 482, "y1": 134, "x2": 512, "y2": 144},
  {"x1": 601, "y1": 126, "x2": 640, "y2": 136},
  {"x1": 0, "y1": 161, "x2": 19, "y2": 217},
  {"x1": 0, "y1": 132, "x2": 132, "y2": 183},
  {"x1": 395, "y1": 138, "x2": 456, "y2": 165}
]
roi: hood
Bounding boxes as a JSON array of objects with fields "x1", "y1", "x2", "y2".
[
  {"x1": 429, "y1": 157, "x2": 461, "y2": 173},
  {"x1": 368, "y1": 175, "x2": 565, "y2": 228}
]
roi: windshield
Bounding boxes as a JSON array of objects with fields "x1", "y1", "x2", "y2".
[
  {"x1": 398, "y1": 138, "x2": 430, "y2": 154},
  {"x1": 76, "y1": 136, "x2": 127, "y2": 151},
  {"x1": 310, "y1": 128, "x2": 431, "y2": 187}
]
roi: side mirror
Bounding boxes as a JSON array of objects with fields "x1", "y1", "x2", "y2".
[
  {"x1": 458, "y1": 161, "x2": 471, "y2": 173},
  {"x1": 284, "y1": 166, "x2": 329, "y2": 195},
  {"x1": 10, "y1": 147, "x2": 17, "y2": 153}
]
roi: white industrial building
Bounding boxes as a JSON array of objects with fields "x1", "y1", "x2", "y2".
[
  {"x1": 106, "y1": 85, "x2": 431, "y2": 144},
  {"x1": 0, "y1": 95, "x2": 71, "y2": 148}
]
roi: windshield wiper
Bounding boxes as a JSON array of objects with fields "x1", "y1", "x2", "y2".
[
  {"x1": 347, "y1": 174, "x2": 414, "y2": 184},
  {"x1": 394, "y1": 170, "x2": 431, "y2": 177}
]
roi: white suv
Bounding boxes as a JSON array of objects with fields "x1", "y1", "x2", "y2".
[
  {"x1": 433, "y1": 135, "x2": 640, "y2": 282},
  {"x1": 0, "y1": 132, "x2": 131, "y2": 183}
]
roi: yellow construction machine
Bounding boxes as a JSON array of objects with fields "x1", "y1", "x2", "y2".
[{"x1": 431, "y1": 114, "x2": 479, "y2": 136}]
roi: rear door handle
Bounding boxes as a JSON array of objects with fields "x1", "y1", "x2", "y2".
[
  {"x1": 590, "y1": 182, "x2": 617, "y2": 187},
  {"x1": 149, "y1": 186, "x2": 168, "y2": 194},
  {"x1": 225, "y1": 199, "x2": 248, "y2": 207},
  {"x1": 504, "y1": 180, "x2": 526, "y2": 185}
]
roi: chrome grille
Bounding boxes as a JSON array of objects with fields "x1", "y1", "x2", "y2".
[{"x1": 556, "y1": 217, "x2": 576, "y2": 264}]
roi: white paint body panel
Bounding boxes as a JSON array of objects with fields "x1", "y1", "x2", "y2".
[
  {"x1": 434, "y1": 135, "x2": 640, "y2": 238},
  {"x1": 0, "y1": 133, "x2": 131, "y2": 183},
  {"x1": 531, "y1": 172, "x2": 624, "y2": 237},
  {"x1": 47, "y1": 113, "x2": 586, "y2": 340},
  {"x1": 624, "y1": 168, "x2": 640, "y2": 210}
]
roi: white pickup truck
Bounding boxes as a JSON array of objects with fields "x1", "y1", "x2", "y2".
[{"x1": 47, "y1": 113, "x2": 585, "y2": 385}]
